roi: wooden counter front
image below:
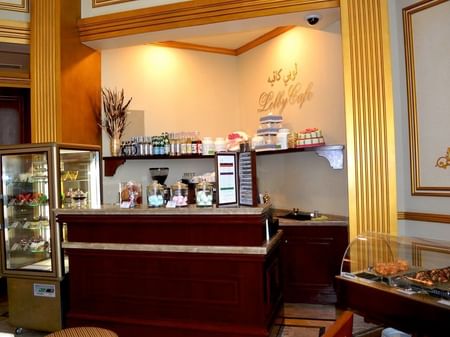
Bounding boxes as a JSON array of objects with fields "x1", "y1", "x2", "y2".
[{"x1": 55, "y1": 206, "x2": 282, "y2": 337}]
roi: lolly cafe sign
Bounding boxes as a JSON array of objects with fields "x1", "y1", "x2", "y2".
[{"x1": 258, "y1": 63, "x2": 313, "y2": 114}]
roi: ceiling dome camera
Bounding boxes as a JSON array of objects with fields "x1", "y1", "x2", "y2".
[{"x1": 306, "y1": 14, "x2": 321, "y2": 26}]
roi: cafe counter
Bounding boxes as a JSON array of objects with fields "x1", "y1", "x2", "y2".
[{"x1": 55, "y1": 205, "x2": 282, "y2": 337}]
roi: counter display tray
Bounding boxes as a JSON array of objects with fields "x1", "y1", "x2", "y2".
[{"x1": 351, "y1": 266, "x2": 450, "y2": 300}]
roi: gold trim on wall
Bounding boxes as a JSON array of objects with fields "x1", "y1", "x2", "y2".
[
  {"x1": 92, "y1": 0, "x2": 133, "y2": 8},
  {"x1": 403, "y1": 0, "x2": 450, "y2": 197},
  {"x1": 398, "y1": 211, "x2": 450, "y2": 225},
  {"x1": 0, "y1": 0, "x2": 29, "y2": 12},
  {"x1": 341, "y1": 0, "x2": 397, "y2": 239},
  {"x1": 0, "y1": 19, "x2": 30, "y2": 44},
  {"x1": 412, "y1": 241, "x2": 450, "y2": 267},
  {"x1": 78, "y1": 0, "x2": 339, "y2": 42}
]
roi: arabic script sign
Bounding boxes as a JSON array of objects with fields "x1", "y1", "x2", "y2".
[{"x1": 258, "y1": 63, "x2": 314, "y2": 115}]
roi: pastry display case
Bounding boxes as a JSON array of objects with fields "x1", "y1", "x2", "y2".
[
  {"x1": 340, "y1": 232, "x2": 450, "y2": 299},
  {"x1": 0, "y1": 143, "x2": 101, "y2": 332}
]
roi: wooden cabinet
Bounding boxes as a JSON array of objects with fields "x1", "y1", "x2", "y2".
[
  {"x1": 56, "y1": 207, "x2": 282, "y2": 337},
  {"x1": 280, "y1": 224, "x2": 348, "y2": 304}
]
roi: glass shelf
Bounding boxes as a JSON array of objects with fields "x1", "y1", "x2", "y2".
[{"x1": 103, "y1": 145, "x2": 345, "y2": 176}]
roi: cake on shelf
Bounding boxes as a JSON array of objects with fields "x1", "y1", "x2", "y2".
[{"x1": 295, "y1": 128, "x2": 325, "y2": 148}]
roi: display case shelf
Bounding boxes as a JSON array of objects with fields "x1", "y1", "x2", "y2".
[{"x1": 103, "y1": 144, "x2": 345, "y2": 176}]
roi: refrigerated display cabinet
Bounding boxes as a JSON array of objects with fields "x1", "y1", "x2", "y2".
[
  {"x1": 340, "y1": 232, "x2": 450, "y2": 297},
  {"x1": 337, "y1": 233, "x2": 450, "y2": 336},
  {"x1": 0, "y1": 143, "x2": 101, "y2": 332}
]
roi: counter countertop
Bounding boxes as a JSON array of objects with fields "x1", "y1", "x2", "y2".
[
  {"x1": 273, "y1": 209, "x2": 348, "y2": 227},
  {"x1": 54, "y1": 203, "x2": 270, "y2": 216}
]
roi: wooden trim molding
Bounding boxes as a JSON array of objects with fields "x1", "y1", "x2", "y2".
[
  {"x1": 0, "y1": 19, "x2": 30, "y2": 44},
  {"x1": 0, "y1": 70, "x2": 30, "y2": 88},
  {"x1": 341, "y1": 0, "x2": 397, "y2": 239},
  {"x1": 398, "y1": 211, "x2": 450, "y2": 225},
  {"x1": 92, "y1": 0, "x2": 133, "y2": 8},
  {"x1": 78, "y1": 0, "x2": 339, "y2": 43},
  {"x1": 0, "y1": 0, "x2": 29, "y2": 12},
  {"x1": 154, "y1": 25, "x2": 295, "y2": 56}
]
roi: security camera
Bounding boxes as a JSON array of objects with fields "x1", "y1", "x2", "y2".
[{"x1": 306, "y1": 14, "x2": 321, "y2": 26}]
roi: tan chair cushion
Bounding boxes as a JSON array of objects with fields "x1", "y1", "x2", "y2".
[{"x1": 45, "y1": 327, "x2": 118, "y2": 337}]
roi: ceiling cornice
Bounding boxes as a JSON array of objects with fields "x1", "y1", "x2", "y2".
[
  {"x1": 78, "y1": 0, "x2": 339, "y2": 43},
  {"x1": 154, "y1": 25, "x2": 295, "y2": 56}
]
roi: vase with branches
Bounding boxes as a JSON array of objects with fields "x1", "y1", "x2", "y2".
[{"x1": 99, "y1": 88, "x2": 132, "y2": 156}]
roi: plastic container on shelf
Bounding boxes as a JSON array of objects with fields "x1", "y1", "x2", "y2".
[
  {"x1": 195, "y1": 181, "x2": 213, "y2": 207},
  {"x1": 170, "y1": 181, "x2": 188, "y2": 207},
  {"x1": 277, "y1": 128, "x2": 290, "y2": 150},
  {"x1": 202, "y1": 137, "x2": 215, "y2": 155},
  {"x1": 147, "y1": 180, "x2": 165, "y2": 207},
  {"x1": 214, "y1": 137, "x2": 226, "y2": 152}
]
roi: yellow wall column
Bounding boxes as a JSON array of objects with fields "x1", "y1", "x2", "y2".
[
  {"x1": 341, "y1": 0, "x2": 398, "y2": 239},
  {"x1": 30, "y1": 0, "x2": 61, "y2": 142},
  {"x1": 30, "y1": 0, "x2": 101, "y2": 145}
]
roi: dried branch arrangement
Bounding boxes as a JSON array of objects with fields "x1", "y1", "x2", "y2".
[{"x1": 99, "y1": 88, "x2": 132, "y2": 139}]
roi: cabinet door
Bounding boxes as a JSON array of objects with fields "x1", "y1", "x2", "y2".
[
  {"x1": 281, "y1": 226, "x2": 348, "y2": 304},
  {"x1": 0, "y1": 151, "x2": 52, "y2": 274},
  {"x1": 0, "y1": 88, "x2": 31, "y2": 145}
]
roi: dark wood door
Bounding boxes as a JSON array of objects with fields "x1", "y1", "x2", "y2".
[{"x1": 0, "y1": 87, "x2": 31, "y2": 145}]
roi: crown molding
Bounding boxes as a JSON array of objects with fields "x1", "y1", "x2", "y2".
[
  {"x1": 78, "y1": 0, "x2": 339, "y2": 43},
  {"x1": 154, "y1": 25, "x2": 295, "y2": 56},
  {"x1": 92, "y1": 0, "x2": 133, "y2": 8},
  {"x1": 0, "y1": 19, "x2": 30, "y2": 44}
]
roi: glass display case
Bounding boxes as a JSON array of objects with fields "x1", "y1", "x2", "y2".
[
  {"x1": 340, "y1": 232, "x2": 450, "y2": 300},
  {"x1": 0, "y1": 143, "x2": 101, "y2": 279},
  {"x1": 0, "y1": 143, "x2": 101, "y2": 332}
]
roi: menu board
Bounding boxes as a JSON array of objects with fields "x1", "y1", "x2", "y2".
[
  {"x1": 238, "y1": 151, "x2": 258, "y2": 206},
  {"x1": 215, "y1": 152, "x2": 238, "y2": 207},
  {"x1": 215, "y1": 151, "x2": 258, "y2": 207}
]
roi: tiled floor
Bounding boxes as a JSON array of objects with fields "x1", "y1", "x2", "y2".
[{"x1": 0, "y1": 298, "x2": 382, "y2": 337}]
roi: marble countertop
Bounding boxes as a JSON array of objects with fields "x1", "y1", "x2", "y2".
[
  {"x1": 62, "y1": 230, "x2": 283, "y2": 255},
  {"x1": 54, "y1": 203, "x2": 270, "y2": 216},
  {"x1": 273, "y1": 209, "x2": 348, "y2": 227}
]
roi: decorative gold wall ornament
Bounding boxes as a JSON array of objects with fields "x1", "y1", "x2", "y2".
[
  {"x1": 0, "y1": 0, "x2": 29, "y2": 12},
  {"x1": 260, "y1": 63, "x2": 313, "y2": 114},
  {"x1": 435, "y1": 147, "x2": 450, "y2": 169}
]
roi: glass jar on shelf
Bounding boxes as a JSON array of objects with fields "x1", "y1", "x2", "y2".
[
  {"x1": 170, "y1": 181, "x2": 188, "y2": 207},
  {"x1": 147, "y1": 180, "x2": 165, "y2": 208},
  {"x1": 195, "y1": 180, "x2": 213, "y2": 207}
]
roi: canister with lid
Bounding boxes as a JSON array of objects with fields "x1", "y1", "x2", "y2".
[
  {"x1": 147, "y1": 180, "x2": 165, "y2": 207},
  {"x1": 170, "y1": 181, "x2": 188, "y2": 207},
  {"x1": 195, "y1": 180, "x2": 213, "y2": 207}
]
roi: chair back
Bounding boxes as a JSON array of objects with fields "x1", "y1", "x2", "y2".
[{"x1": 322, "y1": 311, "x2": 353, "y2": 337}]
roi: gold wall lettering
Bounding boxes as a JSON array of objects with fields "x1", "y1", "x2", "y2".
[
  {"x1": 435, "y1": 147, "x2": 450, "y2": 169},
  {"x1": 260, "y1": 63, "x2": 313, "y2": 114}
]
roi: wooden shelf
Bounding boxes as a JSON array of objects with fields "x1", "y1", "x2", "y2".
[{"x1": 103, "y1": 145, "x2": 345, "y2": 176}]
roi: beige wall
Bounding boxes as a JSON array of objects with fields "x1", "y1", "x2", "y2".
[{"x1": 101, "y1": 26, "x2": 349, "y2": 215}]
